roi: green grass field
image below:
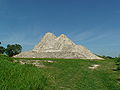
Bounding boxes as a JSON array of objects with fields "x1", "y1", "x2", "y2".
[
  {"x1": 0, "y1": 55, "x2": 120, "y2": 90},
  {"x1": 0, "y1": 55, "x2": 48, "y2": 90}
]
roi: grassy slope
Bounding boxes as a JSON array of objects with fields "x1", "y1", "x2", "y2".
[
  {"x1": 0, "y1": 55, "x2": 47, "y2": 90},
  {"x1": 0, "y1": 55, "x2": 120, "y2": 90},
  {"x1": 43, "y1": 59, "x2": 120, "y2": 90}
]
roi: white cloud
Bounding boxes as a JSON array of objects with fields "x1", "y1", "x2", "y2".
[
  {"x1": 1, "y1": 32, "x2": 35, "y2": 46},
  {"x1": 85, "y1": 34, "x2": 107, "y2": 43},
  {"x1": 72, "y1": 31, "x2": 93, "y2": 42}
]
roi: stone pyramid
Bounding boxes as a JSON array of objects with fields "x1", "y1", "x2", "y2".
[{"x1": 14, "y1": 32, "x2": 102, "y2": 59}]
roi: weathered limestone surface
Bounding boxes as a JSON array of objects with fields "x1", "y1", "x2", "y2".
[{"x1": 14, "y1": 32, "x2": 102, "y2": 59}]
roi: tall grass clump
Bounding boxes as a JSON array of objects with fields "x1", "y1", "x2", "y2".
[{"x1": 0, "y1": 55, "x2": 48, "y2": 90}]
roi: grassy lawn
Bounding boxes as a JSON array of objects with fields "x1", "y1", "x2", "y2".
[{"x1": 0, "y1": 55, "x2": 120, "y2": 90}]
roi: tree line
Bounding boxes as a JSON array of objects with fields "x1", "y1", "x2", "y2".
[{"x1": 0, "y1": 42, "x2": 22, "y2": 57}]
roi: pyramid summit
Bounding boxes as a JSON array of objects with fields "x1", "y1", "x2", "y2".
[{"x1": 14, "y1": 32, "x2": 102, "y2": 59}]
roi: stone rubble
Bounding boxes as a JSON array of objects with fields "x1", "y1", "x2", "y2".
[{"x1": 88, "y1": 64, "x2": 100, "y2": 69}]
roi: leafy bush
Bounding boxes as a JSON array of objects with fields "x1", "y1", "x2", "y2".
[
  {"x1": 113, "y1": 58, "x2": 120, "y2": 71},
  {"x1": 117, "y1": 65, "x2": 120, "y2": 70},
  {"x1": 114, "y1": 58, "x2": 120, "y2": 65}
]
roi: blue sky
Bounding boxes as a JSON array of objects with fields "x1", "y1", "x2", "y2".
[{"x1": 0, "y1": 0, "x2": 120, "y2": 57}]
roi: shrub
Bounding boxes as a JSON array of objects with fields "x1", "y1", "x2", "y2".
[{"x1": 114, "y1": 58, "x2": 120, "y2": 71}]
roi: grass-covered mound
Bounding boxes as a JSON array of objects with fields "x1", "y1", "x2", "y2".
[{"x1": 0, "y1": 55, "x2": 47, "y2": 90}]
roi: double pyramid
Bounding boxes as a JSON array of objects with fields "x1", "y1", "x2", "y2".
[{"x1": 15, "y1": 32, "x2": 102, "y2": 59}]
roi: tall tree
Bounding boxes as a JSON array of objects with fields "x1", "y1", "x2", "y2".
[
  {"x1": 5, "y1": 44, "x2": 22, "y2": 57},
  {"x1": 0, "y1": 42, "x2": 5, "y2": 54},
  {"x1": 0, "y1": 46, "x2": 5, "y2": 54}
]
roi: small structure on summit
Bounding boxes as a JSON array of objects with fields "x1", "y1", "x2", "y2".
[{"x1": 14, "y1": 32, "x2": 102, "y2": 59}]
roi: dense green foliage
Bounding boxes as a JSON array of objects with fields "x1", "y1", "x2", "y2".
[
  {"x1": 0, "y1": 55, "x2": 47, "y2": 90},
  {"x1": 0, "y1": 46, "x2": 5, "y2": 54},
  {"x1": 0, "y1": 42, "x2": 5, "y2": 54},
  {"x1": 0, "y1": 55, "x2": 120, "y2": 90},
  {"x1": 5, "y1": 44, "x2": 22, "y2": 57},
  {"x1": 114, "y1": 58, "x2": 120, "y2": 70},
  {"x1": 0, "y1": 42, "x2": 22, "y2": 57}
]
